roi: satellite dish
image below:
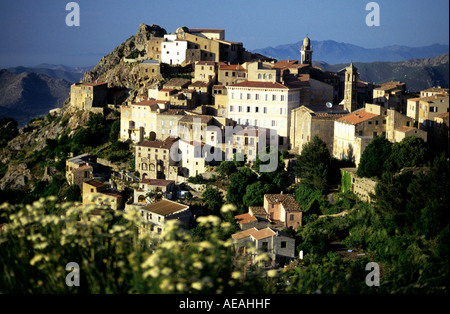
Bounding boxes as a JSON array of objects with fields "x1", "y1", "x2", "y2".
[{"x1": 326, "y1": 102, "x2": 333, "y2": 108}]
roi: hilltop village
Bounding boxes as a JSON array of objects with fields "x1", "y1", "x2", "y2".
[{"x1": 6, "y1": 25, "x2": 449, "y2": 271}]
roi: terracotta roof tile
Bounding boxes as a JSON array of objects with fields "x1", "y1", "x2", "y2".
[
  {"x1": 142, "y1": 200, "x2": 189, "y2": 216},
  {"x1": 141, "y1": 179, "x2": 175, "y2": 186},
  {"x1": 229, "y1": 81, "x2": 288, "y2": 89},
  {"x1": 137, "y1": 136, "x2": 178, "y2": 149},
  {"x1": 337, "y1": 109, "x2": 379, "y2": 125},
  {"x1": 231, "y1": 227, "x2": 259, "y2": 240},
  {"x1": 264, "y1": 194, "x2": 301, "y2": 212},
  {"x1": 235, "y1": 213, "x2": 258, "y2": 224}
]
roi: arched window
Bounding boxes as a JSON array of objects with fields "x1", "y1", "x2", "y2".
[{"x1": 258, "y1": 73, "x2": 262, "y2": 79}]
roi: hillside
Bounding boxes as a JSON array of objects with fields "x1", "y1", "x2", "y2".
[
  {"x1": 82, "y1": 23, "x2": 167, "y2": 93},
  {"x1": 0, "y1": 70, "x2": 71, "y2": 126},
  {"x1": 6, "y1": 64, "x2": 93, "y2": 84},
  {"x1": 252, "y1": 40, "x2": 449, "y2": 64},
  {"x1": 321, "y1": 53, "x2": 449, "y2": 92}
]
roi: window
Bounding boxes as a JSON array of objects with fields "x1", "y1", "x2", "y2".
[
  {"x1": 280, "y1": 95, "x2": 285, "y2": 101},
  {"x1": 272, "y1": 94, "x2": 276, "y2": 101},
  {"x1": 255, "y1": 94, "x2": 260, "y2": 100},
  {"x1": 255, "y1": 106, "x2": 259, "y2": 113},
  {"x1": 290, "y1": 214, "x2": 294, "y2": 221},
  {"x1": 271, "y1": 120, "x2": 276, "y2": 127},
  {"x1": 247, "y1": 106, "x2": 251, "y2": 113},
  {"x1": 281, "y1": 241, "x2": 287, "y2": 248},
  {"x1": 263, "y1": 107, "x2": 267, "y2": 114},
  {"x1": 247, "y1": 93, "x2": 251, "y2": 100},
  {"x1": 238, "y1": 106, "x2": 242, "y2": 112},
  {"x1": 229, "y1": 105, "x2": 234, "y2": 112}
]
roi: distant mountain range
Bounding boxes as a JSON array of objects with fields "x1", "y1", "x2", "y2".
[
  {"x1": 0, "y1": 69, "x2": 70, "y2": 127},
  {"x1": 253, "y1": 40, "x2": 449, "y2": 65},
  {"x1": 321, "y1": 53, "x2": 449, "y2": 92},
  {"x1": 6, "y1": 64, "x2": 93, "y2": 84}
]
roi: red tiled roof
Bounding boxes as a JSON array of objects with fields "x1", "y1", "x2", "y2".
[
  {"x1": 251, "y1": 228, "x2": 277, "y2": 240},
  {"x1": 219, "y1": 64, "x2": 246, "y2": 71},
  {"x1": 142, "y1": 200, "x2": 189, "y2": 216},
  {"x1": 337, "y1": 109, "x2": 379, "y2": 125},
  {"x1": 132, "y1": 99, "x2": 168, "y2": 107},
  {"x1": 264, "y1": 194, "x2": 302, "y2": 212},
  {"x1": 141, "y1": 179, "x2": 175, "y2": 186},
  {"x1": 229, "y1": 81, "x2": 288, "y2": 89},
  {"x1": 235, "y1": 213, "x2": 258, "y2": 225},
  {"x1": 231, "y1": 227, "x2": 259, "y2": 240},
  {"x1": 137, "y1": 136, "x2": 179, "y2": 149},
  {"x1": 84, "y1": 179, "x2": 106, "y2": 188}
]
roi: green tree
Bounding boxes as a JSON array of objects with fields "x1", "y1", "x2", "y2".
[
  {"x1": 201, "y1": 186, "x2": 224, "y2": 213},
  {"x1": 217, "y1": 161, "x2": 237, "y2": 178},
  {"x1": 357, "y1": 135, "x2": 392, "y2": 179},
  {"x1": 386, "y1": 136, "x2": 428, "y2": 173},
  {"x1": 294, "y1": 135, "x2": 331, "y2": 192},
  {"x1": 64, "y1": 184, "x2": 82, "y2": 202},
  {"x1": 242, "y1": 181, "x2": 272, "y2": 208},
  {"x1": 226, "y1": 167, "x2": 257, "y2": 209}
]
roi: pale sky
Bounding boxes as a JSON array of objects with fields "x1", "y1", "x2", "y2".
[{"x1": 0, "y1": 0, "x2": 448, "y2": 67}]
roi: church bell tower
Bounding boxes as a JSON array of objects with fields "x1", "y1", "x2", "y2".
[{"x1": 300, "y1": 36, "x2": 313, "y2": 65}]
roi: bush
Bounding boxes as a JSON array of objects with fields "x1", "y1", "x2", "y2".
[{"x1": 0, "y1": 200, "x2": 268, "y2": 293}]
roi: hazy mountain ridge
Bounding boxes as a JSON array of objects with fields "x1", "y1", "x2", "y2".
[
  {"x1": 253, "y1": 40, "x2": 449, "y2": 64},
  {"x1": 0, "y1": 70, "x2": 70, "y2": 126},
  {"x1": 6, "y1": 64, "x2": 94, "y2": 84},
  {"x1": 320, "y1": 53, "x2": 449, "y2": 92}
]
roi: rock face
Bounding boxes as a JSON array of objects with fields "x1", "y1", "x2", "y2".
[
  {"x1": 82, "y1": 23, "x2": 167, "y2": 91},
  {"x1": 0, "y1": 69, "x2": 71, "y2": 127},
  {"x1": 0, "y1": 163, "x2": 31, "y2": 190}
]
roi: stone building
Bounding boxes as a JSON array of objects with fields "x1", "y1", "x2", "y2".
[
  {"x1": 129, "y1": 199, "x2": 190, "y2": 235},
  {"x1": 82, "y1": 179, "x2": 123, "y2": 210},
  {"x1": 134, "y1": 178, "x2": 176, "y2": 203},
  {"x1": 373, "y1": 81, "x2": 408, "y2": 113},
  {"x1": 333, "y1": 109, "x2": 385, "y2": 165},
  {"x1": 70, "y1": 82, "x2": 108, "y2": 110},
  {"x1": 138, "y1": 60, "x2": 162, "y2": 80},
  {"x1": 406, "y1": 94, "x2": 449, "y2": 130},
  {"x1": 333, "y1": 104, "x2": 425, "y2": 166},
  {"x1": 119, "y1": 99, "x2": 170, "y2": 143},
  {"x1": 65, "y1": 153, "x2": 96, "y2": 188},
  {"x1": 231, "y1": 227, "x2": 296, "y2": 267},
  {"x1": 226, "y1": 80, "x2": 303, "y2": 147},
  {"x1": 217, "y1": 64, "x2": 247, "y2": 86},
  {"x1": 290, "y1": 104, "x2": 348, "y2": 154},
  {"x1": 135, "y1": 137, "x2": 179, "y2": 182}
]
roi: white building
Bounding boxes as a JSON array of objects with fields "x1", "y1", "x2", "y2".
[
  {"x1": 226, "y1": 81, "x2": 302, "y2": 146},
  {"x1": 161, "y1": 34, "x2": 188, "y2": 65},
  {"x1": 177, "y1": 139, "x2": 208, "y2": 178}
]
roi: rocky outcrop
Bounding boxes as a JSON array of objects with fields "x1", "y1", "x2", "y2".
[
  {"x1": 0, "y1": 163, "x2": 32, "y2": 190},
  {"x1": 81, "y1": 23, "x2": 166, "y2": 90}
]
